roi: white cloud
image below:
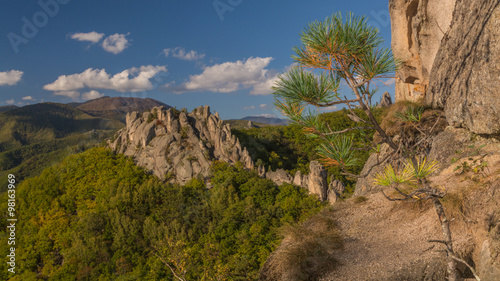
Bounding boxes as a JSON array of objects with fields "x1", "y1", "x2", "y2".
[
  {"x1": 71, "y1": 32, "x2": 105, "y2": 43},
  {"x1": 5, "y1": 99, "x2": 15, "y2": 105},
  {"x1": 259, "y1": 104, "x2": 267, "y2": 108},
  {"x1": 44, "y1": 65, "x2": 166, "y2": 92},
  {"x1": 250, "y1": 73, "x2": 279, "y2": 95},
  {"x1": 243, "y1": 105, "x2": 255, "y2": 110},
  {"x1": 81, "y1": 90, "x2": 104, "y2": 101},
  {"x1": 102, "y1": 33, "x2": 130, "y2": 54},
  {"x1": 165, "y1": 57, "x2": 275, "y2": 94},
  {"x1": 22, "y1": 96, "x2": 34, "y2": 101},
  {"x1": 163, "y1": 47, "x2": 205, "y2": 61},
  {"x1": 44, "y1": 65, "x2": 166, "y2": 100},
  {"x1": 0, "y1": 70, "x2": 23, "y2": 86}
]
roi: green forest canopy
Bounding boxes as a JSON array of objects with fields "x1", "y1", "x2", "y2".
[{"x1": 0, "y1": 147, "x2": 324, "y2": 280}]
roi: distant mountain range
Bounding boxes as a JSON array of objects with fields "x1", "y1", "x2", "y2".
[
  {"x1": 74, "y1": 96, "x2": 171, "y2": 121},
  {"x1": 240, "y1": 116, "x2": 290, "y2": 126},
  {"x1": 0, "y1": 97, "x2": 170, "y2": 183}
]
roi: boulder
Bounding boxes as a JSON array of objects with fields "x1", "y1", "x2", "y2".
[
  {"x1": 354, "y1": 143, "x2": 391, "y2": 196},
  {"x1": 266, "y1": 169, "x2": 292, "y2": 186}
]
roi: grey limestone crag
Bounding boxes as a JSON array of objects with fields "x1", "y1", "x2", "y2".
[{"x1": 109, "y1": 105, "x2": 254, "y2": 184}]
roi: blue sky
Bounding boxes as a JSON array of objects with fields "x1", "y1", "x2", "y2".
[{"x1": 0, "y1": 0, "x2": 394, "y2": 120}]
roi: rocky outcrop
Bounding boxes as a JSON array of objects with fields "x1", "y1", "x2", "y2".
[
  {"x1": 354, "y1": 143, "x2": 392, "y2": 196},
  {"x1": 389, "y1": 0, "x2": 456, "y2": 102},
  {"x1": 262, "y1": 161, "x2": 339, "y2": 204},
  {"x1": 109, "y1": 105, "x2": 254, "y2": 184},
  {"x1": 377, "y1": 91, "x2": 393, "y2": 108},
  {"x1": 265, "y1": 169, "x2": 293, "y2": 186},
  {"x1": 426, "y1": 0, "x2": 500, "y2": 135}
]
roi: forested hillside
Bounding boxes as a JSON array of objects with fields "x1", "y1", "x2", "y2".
[
  {"x1": 0, "y1": 103, "x2": 120, "y2": 185},
  {"x1": 0, "y1": 148, "x2": 323, "y2": 280},
  {"x1": 233, "y1": 108, "x2": 386, "y2": 194}
]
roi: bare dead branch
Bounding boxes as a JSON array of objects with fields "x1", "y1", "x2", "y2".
[
  {"x1": 153, "y1": 251, "x2": 186, "y2": 281},
  {"x1": 449, "y1": 253, "x2": 481, "y2": 281}
]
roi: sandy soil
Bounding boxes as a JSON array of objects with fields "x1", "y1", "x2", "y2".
[{"x1": 320, "y1": 141, "x2": 500, "y2": 281}]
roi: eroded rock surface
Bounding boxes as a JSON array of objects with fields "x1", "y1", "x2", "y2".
[
  {"x1": 426, "y1": 0, "x2": 500, "y2": 135},
  {"x1": 109, "y1": 105, "x2": 254, "y2": 184},
  {"x1": 390, "y1": 0, "x2": 456, "y2": 102}
]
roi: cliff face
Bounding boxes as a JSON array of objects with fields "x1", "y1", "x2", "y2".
[
  {"x1": 389, "y1": 0, "x2": 456, "y2": 102},
  {"x1": 109, "y1": 105, "x2": 254, "y2": 184},
  {"x1": 390, "y1": 0, "x2": 500, "y2": 135},
  {"x1": 426, "y1": 0, "x2": 500, "y2": 135}
]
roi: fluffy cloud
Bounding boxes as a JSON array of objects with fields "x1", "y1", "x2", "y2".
[
  {"x1": 44, "y1": 65, "x2": 166, "y2": 100},
  {"x1": 22, "y1": 96, "x2": 34, "y2": 101},
  {"x1": 166, "y1": 57, "x2": 276, "y2": 94},
  {"x1": 5, "y1": 99, "x2": 15, "y2": 105},
  {"x1": 250, "y1": 73, "x2": 279, "y2": 95},
  {"x1": 102, "y1": 33, "x2": 130, "y2": 54},
  {"x1": 82, "y1": 90, "x2": 104, "y2": 101},
  {"x1": 243, "y1": 105, "x2": 255, "y2": 110},
  {"x1": 70, "y1": 32, "x2": 105, "y2": 43},
  {"x1": 0, "y1": 70, "x2": 23, "y2": 86},
  {"x1": 163, "y1": 47, "x2": 205, "y2": 61}
]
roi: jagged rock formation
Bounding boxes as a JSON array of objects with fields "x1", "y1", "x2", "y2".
[
  {"x1": 426, "y1": 0, "x2": 500, "y2": 135},
  {"x1": 389, "y1": 0, "x2": 456, "y2": 102},
  {"x1": 377, "y1": 91, "x2": 393, "y2": 108},
  {"x1": 109, "y1": 105, "x2": 254, "y2": 184},
  {"x1": 260, "y1": 161, "x2": 339, "y2": 203}
]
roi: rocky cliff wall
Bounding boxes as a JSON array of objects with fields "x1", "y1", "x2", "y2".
[
  {"x1": 426, "y1": 0, "x2": 500, "y2": 135},
  {"x1": 390, "y1": 0, "x2": 500, "y2": 135},
  {"x1": 389, "y1": 0, "x2": 456, "y2": 102}
]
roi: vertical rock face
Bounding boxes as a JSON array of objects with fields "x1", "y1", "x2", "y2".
[
  {"x1": 390, "y1": 0, "x2": 456, "y2": 102},
  {"x1": 426, "y1": 0, "x2": 500, "y2": 135},
  {"x1": 109, "y1": 105, "x2": 254, "y2": 184},
  {"x1": 390, "y1": 0, "x2": 500, "y2": 135}
]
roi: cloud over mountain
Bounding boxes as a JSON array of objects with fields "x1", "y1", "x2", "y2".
[
  {"x1": 165, "y1": 57, "x2": 277, "y2": 94},
  {"x1": 0, "y1": 70, "x2": 23, "y2": 86},
  {"x1": 44, "y1": 65, "x2": 166, "y2": 100}
]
